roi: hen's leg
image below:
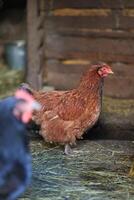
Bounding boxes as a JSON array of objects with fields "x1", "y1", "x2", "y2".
[{"x1": 64, "y1": 144, "x2": 73, "y2": 155}]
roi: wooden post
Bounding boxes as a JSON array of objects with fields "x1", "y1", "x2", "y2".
[{"x1": 26, "y1": 0, "x2": 45, "y2": 89}]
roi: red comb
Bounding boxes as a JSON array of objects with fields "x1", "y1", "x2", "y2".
[{"x1": 15, "y1": 89, "x2": 34, "y2": 102}]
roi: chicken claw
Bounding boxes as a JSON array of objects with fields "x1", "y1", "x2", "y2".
[{"x1": 64, "y1": 144, "x2": 73, "y2": 155}]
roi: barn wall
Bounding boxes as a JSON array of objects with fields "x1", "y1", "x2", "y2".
[
  {"x1": 43, "y1": 0, "x2": 134, "y2": 98},
  {"x1": 0, "y1": 9, "x2": 26, "y2": 62}
]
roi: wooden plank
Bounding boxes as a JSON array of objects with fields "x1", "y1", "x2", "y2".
[
  {"x1": 47, "y1": 28, "x2": 134, "y2": 39},
  {"x1": 46, "y1": 59, "x2": 90, "y2": 74},
  {"x1": 123, "y1": 0, "x2": 134, "y2": 8},
  {"x1": 38, "y1": 46, "x2": 44, "y2": 60},
  {"x1": 47, "y1": 71, "x2": 81, "y2": 89},
  {"x1": 111, "y1": 63, "x2": 134, "y2": 78},
  {"x1": 39, "y1": 0, "x2": 45, "y2": 12},
  {"x1": 52, "y1": 8, "x2": 111, "y2": 17},
  {"x1": 26, "y1": 0, "x2": 43, "y2": 89},
  {"x1": 48, "y1": 0, "x2": 134, "y2": 9},
  {"x1": 46, "y1": 15, "x2": 116, "y2": 30},
  {"x1": 45, "y1": 34, "x2": 133, "y2": 57},
  {"x1": 45, "y1": 52, "x2": 134, "y2": 64},
  {"x1": 37, "y1": 14, "x2": 45, "y2": 29},
  {"x1": 37, "y1": 29, "x2": 44, "y2": 48},
  {"x1": 119, "y1": 15, "x2": 134, "y2": 29},
  {"x1": 45, "y1": 35, "x2": 134, "y2": 63},
  {"x1": 42, "y1": 0, "x2": 134, "y2": 11},
  {"x1": 104, "y1": 77, "x2": 134, "y2": 98},
  {"x1": 40, "y1": 0, "x2": 51, "y2": 12}
]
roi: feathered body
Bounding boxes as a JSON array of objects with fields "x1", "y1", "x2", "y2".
[
  {"x1": 21, "y1": 63, "x2": 113, "y2": 154},
  {"x1": 0, "y1": 90, "x2": 40, "y2": 200}
]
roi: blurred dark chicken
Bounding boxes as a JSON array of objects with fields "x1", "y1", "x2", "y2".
[
  {"x1": 21, "y1": 63, "x2": 113, "y2": 154},
  {"x1": 0, "y1": 89, "x2": 40, "y2": 200}
]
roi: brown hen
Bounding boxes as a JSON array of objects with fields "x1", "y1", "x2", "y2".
[{"x1": 21, "y1": 63, "x2": 113, "y2": 154}]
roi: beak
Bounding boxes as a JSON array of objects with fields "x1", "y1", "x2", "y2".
[
  {"x1": 108, "y1": 68, "x2": 114, "y2": 74},
  {"x1": 30, "y1": 101, "x2": 41, "y2": 111}
]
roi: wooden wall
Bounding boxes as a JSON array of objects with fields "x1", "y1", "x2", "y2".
[{"x1": 42, "y1": 0, "x2": 134, "y2": 98}]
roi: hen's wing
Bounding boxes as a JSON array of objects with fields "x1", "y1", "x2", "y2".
[
  {"x1": 40, "y1": 110, "x2": 77, "y2": 143},
  {"x1": 54, "y1": 90, "x2": 88, "y2": 121},
  {"x1": 34, "y1": 90, "x2": 88, "y2": 124},
  {"x1": 34, "y1": 90, "x2": 66, "y2": 111},
  {"x1": 33, "y1": 91, "x2": 66, "y2": 124}
]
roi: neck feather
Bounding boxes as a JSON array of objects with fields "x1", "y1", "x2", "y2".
[{"x1": 78, "y1": 70, "x2": 103, "y2": 93}]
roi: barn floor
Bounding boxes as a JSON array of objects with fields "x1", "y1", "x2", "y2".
[
  {"x1": 0, "y1": 66, "x2": 134, "y2": 200},
  {"x1": 21, "y1": 85, "x2": 134, "y2": 200},
  {"x1": 22, "y1": 95, "x2": 134, "y2": 200},
  {"x1": 20, "y1": 140, "x2": 134, "y2": 200}
]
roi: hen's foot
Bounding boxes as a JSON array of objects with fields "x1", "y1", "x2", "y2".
[{"x1": 64, "y1": 144, "x2": 73, "y2": 155}]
